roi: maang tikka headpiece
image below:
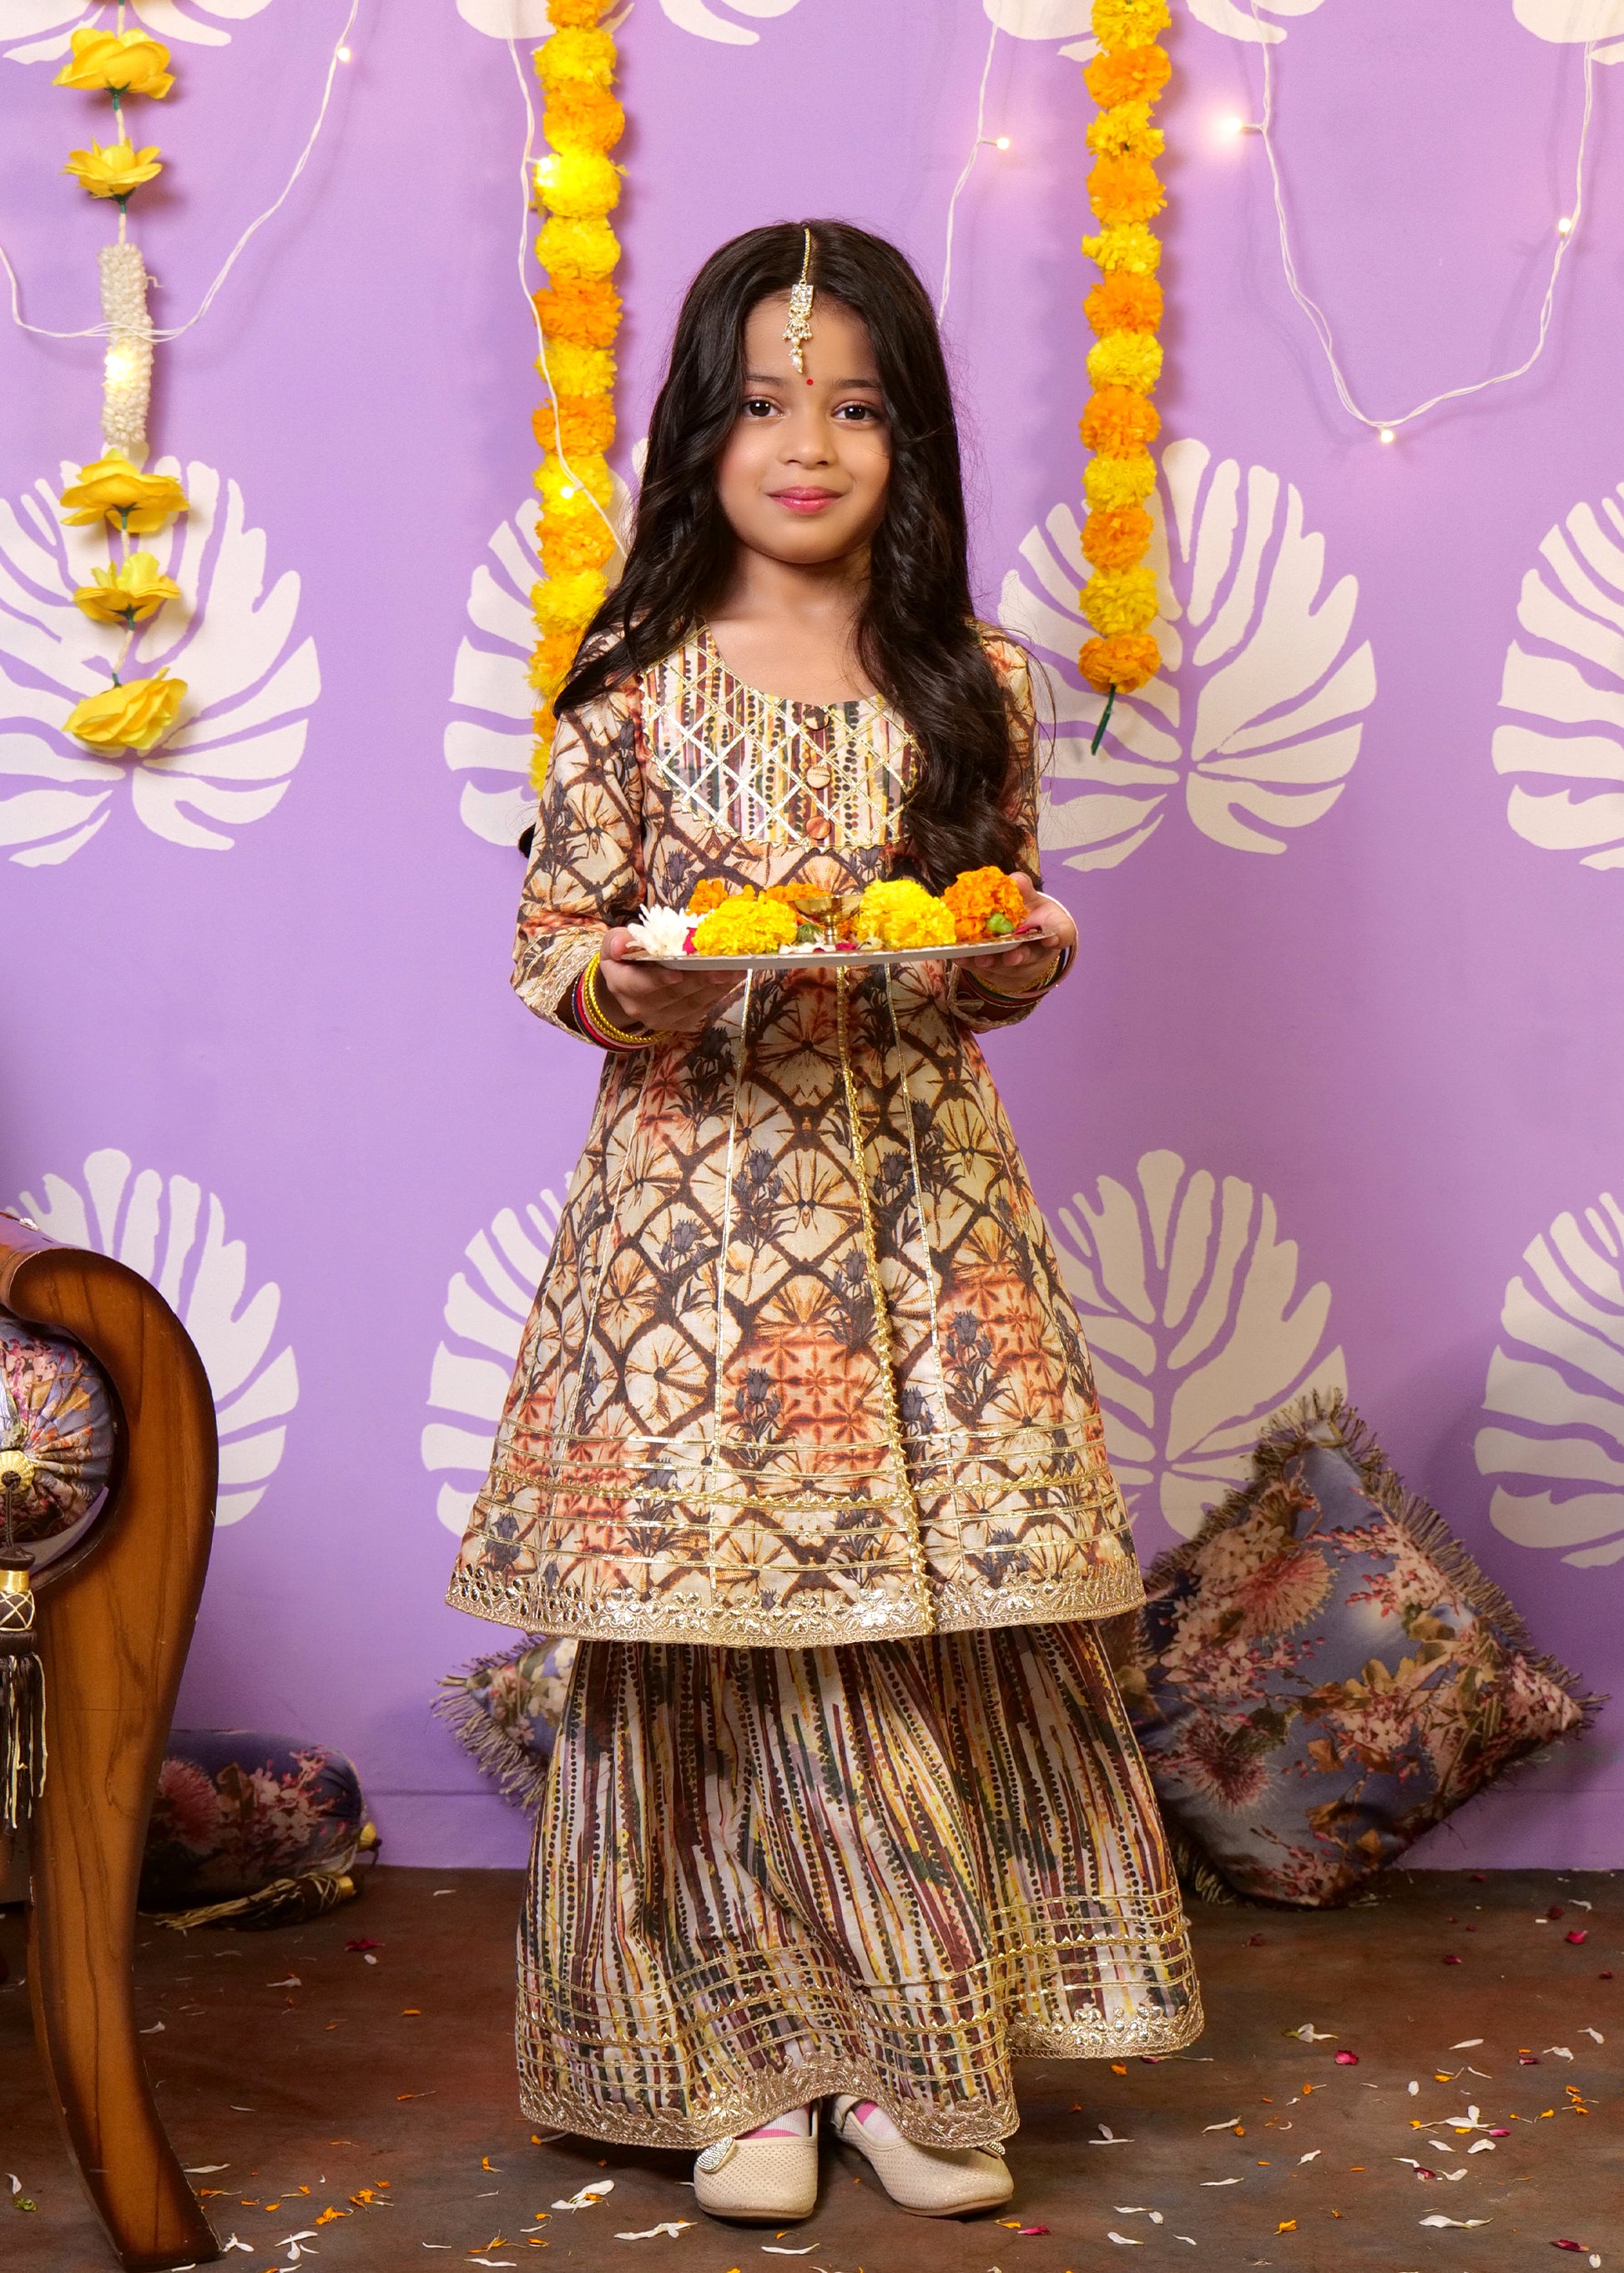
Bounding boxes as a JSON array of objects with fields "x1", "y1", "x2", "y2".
[{"x1": 784, "y1": 226, "x2": 815, "y2": 378}]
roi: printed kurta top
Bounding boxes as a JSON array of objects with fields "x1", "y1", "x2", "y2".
[{"x1": 448, "y1": 626, "x2": 1142, "y2": 1647}]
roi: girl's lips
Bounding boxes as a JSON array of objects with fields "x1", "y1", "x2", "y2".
[{"x1": 772, "y1": 489, "x2": 840, "y2": 513}]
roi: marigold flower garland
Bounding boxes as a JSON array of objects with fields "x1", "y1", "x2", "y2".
[
  {"x1": 1078, "y1": 0, "x2": 1170, "y2": 748},
  {"x1": 527, "y1": 0, "x2": 625, "y2": 794},
  {"x1": 53, "y1": 13, "x2": 189, "y2": 756}
]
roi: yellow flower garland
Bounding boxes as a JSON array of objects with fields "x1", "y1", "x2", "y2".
[
  {"x1": 1078, "y1": 0, "x2": 1170, "y2": 726},
  {"x1": 528, "y1": 0, "x2": 624, "y2": 795}
]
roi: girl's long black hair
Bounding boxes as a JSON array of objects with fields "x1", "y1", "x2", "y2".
[{"x1": 556, "y1": 219, "x2": 1026, "y2": 890}]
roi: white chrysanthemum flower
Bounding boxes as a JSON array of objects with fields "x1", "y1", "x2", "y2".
[{"x1": 626, "y1": 905, "x2": 693, "y2": 957}]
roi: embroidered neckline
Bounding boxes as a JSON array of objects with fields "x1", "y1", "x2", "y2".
[{"x1": 697, "y1": 622, "x2": 885, "y2": 720}]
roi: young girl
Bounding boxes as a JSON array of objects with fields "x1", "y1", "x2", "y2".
[{"x1": 449, "y1": 220, "x2": 1199, "y2": 2225}]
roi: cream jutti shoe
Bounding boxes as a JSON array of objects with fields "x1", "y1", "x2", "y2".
[
  {"x1": 693, "y1": 2105, "x2": 820, "y2": 2222},
  {"x1": 831, "y1": 2096, "x2": 1013, "y2": 2217}
]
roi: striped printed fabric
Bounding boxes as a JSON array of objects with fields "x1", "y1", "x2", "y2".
[{"x1": 518, "y1": 1622, "x2": 1202, "y2": 2147}]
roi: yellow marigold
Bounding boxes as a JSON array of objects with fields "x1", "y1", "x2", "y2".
[
  {"x1": 1082, "y1": 564, "x2": 1159, "y2": 638},
  {"x1": 54, "y1": 28, "x2": 174, "y2": 97},
  {"x1": 532, "y1": 148, "x2": 621, "y2": 219},
  {"x1": 536, "y1": 28, "x2": 615, "y2": 89},
  {"x1": 1086, "y1": 102, "x2": 1164, "y2": 163},
  {"x1": 535, "y1": 451, "x2": 613, "y2": 518},
  {"x1": 534, "y1": 279, "x2": 621, "y2": 346},
  {"x1": 64, "y1": 670, "x2": 184, "y2": 753},
  {"x1": 63, "y1": 140, "x2": 164, "y2": 199},
  {"x1": 533, "y1": 393, "x2": 617, "y2": 456},
  {"x1": 1087, "y1": 155, "x2": 1165, "y2": 226},
  {"x1": 1082, "y1": 505, "x2": 1153, "y2": 572},
  {"x1": 1081, "y1": 387, "x2": 1161, "y2": 455},
  {"x1": 73, "y1": 551, "x2": 179, "y2": 624},
  {"x1": 540, "y1": 517, "x2": 617, "y2": 576},
  {"x1": 1087, "y1": 330, "x2": 1163, "y2": 394},
  {"x1": 532, "y1": 569, "x2": 606, "y2": 637},
  {"x1": 1084, "y1": 450, "x2": 1157, "y2": 512},
  {"x1": 542, "y1": 84, "x2": 624, "y2": 152},
  {"x1": 1084, "y1": 44, "x2": 1171, "y2": 108},
  {"x1": 547, "y1": 0, "x2": 606, "y2": 25},
  {"x1": 856, "y1": 877, "x2": 956, "y2": 951},
  {"x1": 1080, "y1": 630, "x2": 1161, "y2": 694},
  {"x1": 687, "y1": 877, "x2": 736, "y2": 916},
  {"x1": 693, "y1": 895, "x2": 799, "y2": 957},
  {"x1": 1092, "y1": 0, "x2": 1171, "y2": 48},
  {"x1": 942, "y1": 867, "x2": 1025, "y2": 945},
  {"x1": 1082, "y1": 220, "x2": 1162, "y2": 275},
  {"x1": 59, "y1": 452, "x2": 188, "y2": 532},
  {"x1": 537, "y1": 337, "x2": 613, "y2": 396},
  {"x1": 537, "y1": 214, "x2": 620, "y2": 280},
  {"x1": 1085, "y1": 272, "x2": 1163, "y2": 336}
]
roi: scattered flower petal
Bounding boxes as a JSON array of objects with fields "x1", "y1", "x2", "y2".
[
  {"x1": 1334, "y1": 2050, "x2": 1359, "y2": 2065},
  {"x1": 1419, "y1": 2216, "x2": 1489, "y2": 2228},
  {"x1": 1567, "y1": 1932, "x2": 1589, "y2": 1945},
  {"x1": 1450, "y1": 2040, "x2": 1484, "y2": 2049},
  {"x1": 615, "y1": 2224, "x2": 692, "y2": 2240},
  {"x1": 1108, "y1": 2235, "x2": 1143, "y2": 2247}
]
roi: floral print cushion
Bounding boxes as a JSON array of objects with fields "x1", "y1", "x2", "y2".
[
  {"x1": 140, "y1": 1731, "x2": 368, "y2": 1908},
  {"x1": 435, "y1": 1637, "x2": 579, "y2": 1810},
  {"x1": 1120, "y1": 1397, "x2": 1595, "y2": 1907},
  {"x1": 0, "y1": 1313, "x2": 116, "y2": 1558}
]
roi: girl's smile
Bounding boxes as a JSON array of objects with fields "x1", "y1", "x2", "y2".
[{"x1": 769, "y1": 486, "x2": 843, "y2": 513}]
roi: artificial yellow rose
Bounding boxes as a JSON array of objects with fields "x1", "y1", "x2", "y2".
[
  {"x1": 63, "y1": 139, "x2": 164, "y2": 200},
  {"x1": 59, "y1": 453, "x2": 189, "y2": 533},
  {"x1": 64, "y1": 671, "x2": 186, "y2": 754},
  {"x1": 53, "y1": 28, "x2": 174, "y2": 98},
  {"x1": 73, "y1": 552, "x2": 181, "y2": 625}
]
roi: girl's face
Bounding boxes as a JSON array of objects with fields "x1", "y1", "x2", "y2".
[{"x1": 714, "y1": 295, "x2": 891, "y2": 572}]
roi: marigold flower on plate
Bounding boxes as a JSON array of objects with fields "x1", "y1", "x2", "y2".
[
  {"x1": 1082, "y1": 220, "x2": 1162, "y2": 275},
  {"x1": 1087, "y1": 330, "x2": 1163, "y2": 394},
  {"x1": 54, "y1": 28, "x2": 174, "y2": 97},
  {"x1": 534, "y1": 280, "x2": 621, "y2": 346},
  {"x1": 1085, "y1": 272, "x2": 1163, "y2": 336},
  {"x1": 1080, "y1": 631, "x2": 1161, "y2": 693},
  {"x1": 1084, "y1": 451, "x2": 1157, "y2": 513},
  {"x1": 1084, "y1": 44, "x2": 1171, "y2": 108},
  {"x1": 1083, "y1": 505, "x2": 1153, "y2": 572},
  {"x1": 537, "y1": 337, "x2": 614, "y2": 397},
  {"x1": 1082, "y1": 563, "x2": 1159, "y2": 638},
  {"x1": 692, "y1": 894, "x2": 799, "y2": 957},
  {"x1": 1086, "y1": 101, "x2": 1165, "y2": 162},
  {"x1": 63, "y1": 139, "x2": 164, "y2": 199},
  {"x1": 533, "y1": 148, "x2": 621, "y2": 219},
  {"x1": 856, "y1": 877, "x2": 956, "y2": 951},
  {"x1": 536, "y1": 27, "x2": 616, "y2": 89},
  {"x1": 542, "y1": 83, "x2": 624, "y2": 153},
  {"x1": 942, "y1": 866, "x2": 1026, "y2": 944},
  {"x1": 1081, "y1": 387, "x2": 1161, "y2": 455},
  {"x1": 532, "y1": 569, "x2": 606, "y2": 637},
  {"x1": 1087, "y1": 154, "x2": 1165, "y2": 226},
  {"x1": 65, "y1": 670, "x2": 185, "y2": 753},
  {"x1": 537, "y1": 214, "x2": 620, "y2": 280},
  {"x1": 59, "y1": 453, "x2": 188, "y2": 532},
  {"x1": 687, "y1": 876, "x2": 737, "y2": 916},
  {"x1": 73, "y1": 551, "x2": 180, "y2": 624},
  {"x1": 1092, "y1": 0, "x2": 1171, "y2": 47}
]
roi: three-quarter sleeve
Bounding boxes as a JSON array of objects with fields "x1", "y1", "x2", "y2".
[{"x1": 512, "y1": 680, "x2": 645, "y2": 1042}]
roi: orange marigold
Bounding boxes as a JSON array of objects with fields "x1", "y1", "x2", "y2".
[
  {"x1": 534, "y1": 280, "x2": 622, "y2": 347},
  {"x1": 528, "y1": 630, "x2": 582, "y2": 698},
  {"x1": 547, "y1": 0, "x2": 604, "y2": 25},
  {"x1": 1082, "y1": 505, "x2": 1153, "y2": 572},
  {"x1": 533, "y1": 394, "x2": 618, "y2": 456},
  {"x1": 1087, "y1": 154, "x2": 1165, "y2": 226},
  {"x1": 1085, "y1": 272, "x2": 1163, "y2": 336},
  {"x1": 1084, "y1": 43, "x2": 1171, "y2": 108},
  {"x1": 542, "y1": 84, "x2": 624, "y2": 152},
  {"x1": 539, "y1": 517, "x2": 618, "y2": 576},
  {"x1": 1081, "y1": 386, "x2": 1161, "y2": 455},
  {"x1": 1079, "y1": 630, "x2": 1161, "y2": 694},
  {"x1": 942, "y1": 866, "x2": 1026, "y2": 944},
  {"x1": 686, "y1": 877, "x2": 739, "y2": 915}
]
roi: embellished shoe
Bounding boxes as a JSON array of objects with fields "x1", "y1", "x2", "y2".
[
  {"x1": 693, "y1": 2104, "x2": 820, "y2": 2223},
  {"x1": 831, "y1": 2095, "x2": 1013, "y2": 2218}
]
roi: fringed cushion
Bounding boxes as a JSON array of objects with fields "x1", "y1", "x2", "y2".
[
  {"x1": 435, "y1": 1636, "x2": 577, "y2": 1810},
  {"x1": 0, "y1": 1314, "x2": 116, "y2": 1557},
  {"x1": 140, "y1": 1731, "x2": 373, "y2": 1923},
  {"x1": 1122, "y1": 1395, "x2": 1596, "y2": 1907}
]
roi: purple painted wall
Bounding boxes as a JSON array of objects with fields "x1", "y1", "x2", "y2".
[{"x1": 3, "y1": 0, "x2": 1621, "y2": 1867}]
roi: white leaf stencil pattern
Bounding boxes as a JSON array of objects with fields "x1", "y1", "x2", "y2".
[
  {"x1": 1493, "y1": 478, "x2": 1624, "y2": 868},
  {"x1": 1185, "y1": 0, "x2": 1328, "y2": 43},
  {"x1": 0, "y1": 460, "x2": 318, "y2": 863},
  {"x1": 446, "y1": 482, "x2": 629, "y2": 847},
  {"x1": 1477, "y1": 1192, "x2": 1624, "y2": 1568},
  {"x1": 1513, "y1": 1, "x2": 1624, "y2": 62},
  {"x1": 424, "y1": 1189, "x2": 560, "y2": 1536},
  {"x1": 3, "y1": 1, "x2": 275, "y2": 65},
  {"x1": 658, "y1": 0, "x2": 802, "y2": 45},
  {"x1": 16, "y1": 1147, "x2": 297, "y2": 1526},
  {"x1": 1048, "y1": 1148, "x2": 1345, "y2": 1538},
  {"x1": 1000, "y1": 437, "x2": 1374, "y2": 867}
]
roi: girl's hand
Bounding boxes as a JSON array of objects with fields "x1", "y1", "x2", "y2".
[
  {"x1": 596, "y1": 927, "x2": 742, "y2": 1035},
  {"x1": 986, "y1": 873, "x2": 1077, "y2": 991}
]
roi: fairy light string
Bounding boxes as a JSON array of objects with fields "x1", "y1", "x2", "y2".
[{"x1": 1078, "y1": 0, "x2": 1171, "y2": 751}]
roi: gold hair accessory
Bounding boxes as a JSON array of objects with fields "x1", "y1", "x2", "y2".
[{"x1": 784, "y1": 225, "x2": 815, "y2": 377}]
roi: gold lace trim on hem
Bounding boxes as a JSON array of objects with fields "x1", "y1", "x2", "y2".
[
  {"x1": 519, "y1": 2056, "x2": 1017, "y2": 2151},
  {"x1": 445, "y1": 1555, "x2": 1146, "y2": 1647}
]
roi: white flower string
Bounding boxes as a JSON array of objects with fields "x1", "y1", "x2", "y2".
[
  {"x1": 937, "y1": 18, "x2": 1009, "y2": 325},
  {"x1": 1245, "y1": 0, "x2": 1598, "y2": 436},
  {"x1": 0, "y1": 0, "x2": 361, "y2": 347}
]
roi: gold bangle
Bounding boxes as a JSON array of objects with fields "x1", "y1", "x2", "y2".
[{"x1": 584, "y1": 953, "x2": 671, "y2": 1050}]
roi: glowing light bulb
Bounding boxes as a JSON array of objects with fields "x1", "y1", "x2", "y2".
[
  {"x1": 1557, "y1": 215, "x2": 1574, "y2": 234},
  {"x1": 336, "y1": 44, "x2": 352, "y2": 61},
  {"x1": 1378, "y1": 426, "x2": 1396, "y2": 446},
  {"x1": 995, "y1": 135, "x2": 1011, "y2": 150},
  {"x1": 104, "y1": 341, "x2": 141, "y2": 386},
  {"x1": 1221, "y1": 114, "x2": 1246, "y2": 136}
]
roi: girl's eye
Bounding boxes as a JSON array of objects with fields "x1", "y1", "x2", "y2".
[
  {"x1": 833, "y1": 402, "x2": 882, "y2": 422},
  {"x1": 743, "y1": 397, "x2": 778, "y2": 418}
]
